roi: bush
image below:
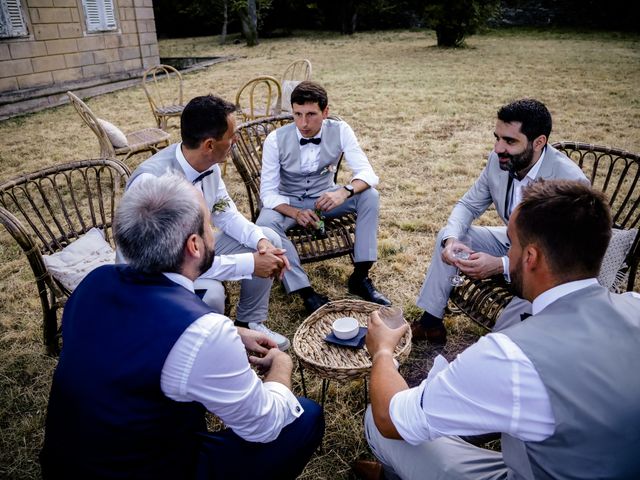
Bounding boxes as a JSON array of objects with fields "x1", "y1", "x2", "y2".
[{"x1": 424, "y1": 0, "x2": 500, "y2": 47}]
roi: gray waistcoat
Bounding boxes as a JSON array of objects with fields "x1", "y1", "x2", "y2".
[
  {"x1": 127, "y1": 143, "x2": 221, "y2": 210},
  {"x1": 501, "y1": 285, "x2": 640, "y2": 479},
  {"x1": 276, "y1": 120, "x2": 342, "y2": 198}
]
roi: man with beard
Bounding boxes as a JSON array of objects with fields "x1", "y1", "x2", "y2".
[
  {"x1": 123, "y1": 95, "x2": 291, "y2": 351},
  {"x1": 356, "y1": 180, "x2": 640, "y2": 479},
  {"x1": 411, "y1": 98, "x2": 587, "y2": 345},
  {"x1": 41, "y1": 174, "x2": 324, "y2": 479}
]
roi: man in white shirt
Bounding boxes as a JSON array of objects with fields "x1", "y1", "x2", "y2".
[
  {"x1": 257, "y1": 81, "x2": 390, "y2": 313},
  {"x1": 125, "y1": 95, "x2": 291, "y2": 350},
  {"x1": 355, "y1": 180, "x2": 640, "y2": 480},
  {"x1": 41, "y1": 173, "x2": 324, "y2": 479},
  {"x1": 412, "y1": 99, "x2": 587, "y2": 345}
]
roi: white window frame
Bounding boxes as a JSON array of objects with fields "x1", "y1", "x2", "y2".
[
  {"x1": 81, "y1": 0, "x2": 117, "y2": 33},
  {"x1": 0, "y1": 0, "x2": 28, "y2": 38}
]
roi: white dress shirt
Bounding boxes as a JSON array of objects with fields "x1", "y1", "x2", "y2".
[
  {"x1": 260, "y1": 120, "x2": 379, "y2": 209},
  {"x1": 160, "y1": 272, "x2": 303, "y2": 443},
  {"x1": 389, "y1": 279, "x2": 601, "y2": 446},
  {"x1": 130, "y1": 143, "x2": 267, "y2": 281}
]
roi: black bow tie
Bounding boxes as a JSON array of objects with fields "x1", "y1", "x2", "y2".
[
  {"x1": 520, "y1": 312, "x2": 532, "y2": 322},
  {"x1": 300, "y1": 137, "x2": 321, "y2": 146},
  {"x1": 192, "y1": 169, "x2": 214, "y2": 184}
]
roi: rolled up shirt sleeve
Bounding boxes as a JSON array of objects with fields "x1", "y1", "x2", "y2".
[
  {"x1": 260, "y1": 131, "x2": 292, "y2": 209},
  {"x1": 340, "y1": 122, "x2": 379, "y2": 188},
  {"x1": 388, "y1": 336, "x2": 555, "y2": 445},
  {"x1": 161, "y1": 312, "x2": 302, "y2": 443}
]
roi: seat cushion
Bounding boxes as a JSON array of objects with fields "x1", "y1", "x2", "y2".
[
  {"x1": 43, "y1": 228, "x2": 116, "y2": 292},
  {"x1": 598, "y1": 228, "x2": 638, "y2": 291},
  {"x1": 97, "y1": 118, "x2": 129, "y2": 148}
]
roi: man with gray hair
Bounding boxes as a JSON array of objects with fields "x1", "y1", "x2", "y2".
[
  {"x1": 124, "y1": 94, "x2": 291, "y2": 350},
  {"x1": 41, "y1": 173, "x2": 324, "y2": 479}
]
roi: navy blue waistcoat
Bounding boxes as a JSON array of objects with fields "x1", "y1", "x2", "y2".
[{"x1": 41, "y1": 265, "x2": 214, "y2": 479}]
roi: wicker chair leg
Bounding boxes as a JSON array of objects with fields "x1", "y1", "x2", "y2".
[{"x1": 43, "y1": 308, "x2": 60, "y2": 356}]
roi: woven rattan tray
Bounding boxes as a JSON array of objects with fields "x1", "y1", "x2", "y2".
[{"x1": 292, "y1": 299, "x2": 412, "y2": 381}]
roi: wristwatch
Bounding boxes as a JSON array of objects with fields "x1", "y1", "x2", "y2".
[{"x1": 343, "y1": 184, "x2": 355, "y2": 198}]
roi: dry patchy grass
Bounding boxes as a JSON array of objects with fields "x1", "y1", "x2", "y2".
[{"x1": 1, "y1": 28, "x2": 639, "y2": 479}]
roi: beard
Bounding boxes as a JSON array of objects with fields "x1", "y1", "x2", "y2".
[
  {"x1": 510, "y1": 257, "x2": 524, "y2": 299},
  {"x1": 498, "y1": 141, "x2": 535, "y2": 174},
  {"x1": 197, "y1": 243, "x2": 215, "y2": 277}
]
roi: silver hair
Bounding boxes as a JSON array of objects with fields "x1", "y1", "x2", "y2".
[{"x1": 114, "y1": 172, "x2": 204, "y2": 273}]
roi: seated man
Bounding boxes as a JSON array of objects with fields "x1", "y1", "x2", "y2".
[
  {"x1": 124, "y1": 95, "x2": 291, "y2": 350},
  {"x1": 41, "y1": 174, "x2": 324, "y2": 479},
  {"x1": 412, "y1": 98, "x2": 587, "y2": 345},
  {"x1": 257, "y1": 81, "x2": 390, "y2": 313},
  {"x1": 357, "y1": 180, "x2": 640, "y2": 480}
]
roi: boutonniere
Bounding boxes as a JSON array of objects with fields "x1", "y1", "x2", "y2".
[
  {"x1": 211, "y1": 197, "x2": 231, "y2": 214},
  {"x1": 319, "y1": 164, "x2": 337, "y2": 176}
]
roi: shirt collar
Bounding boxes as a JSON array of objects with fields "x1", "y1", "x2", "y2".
[
  {"x1": 162, "y1": 272, "x2": 195, "y2": 293},
  {"x1": 176, "y1": 142, "x2": 213, "y2": 183},
  {"x1": 532, "y1": 278, "x2": 598, "y2": 315},
  {"x1": 296, "y1": 123, "x2": 324, "y2": 143}
]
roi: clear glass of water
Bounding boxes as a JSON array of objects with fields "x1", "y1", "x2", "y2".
[{"x1": 449, "y1": 235, "x2": 473, "y2": 287}]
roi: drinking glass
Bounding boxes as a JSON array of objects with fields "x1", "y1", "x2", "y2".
[
  {"x1": 378, "y1": 305, "x2": 404, "y2": 329},
  {"x1": 449, "y1": 235, "x2": 473, "y2": 287}
]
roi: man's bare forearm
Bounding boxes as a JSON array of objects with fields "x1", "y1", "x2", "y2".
[{"x1": 370, "y1": 351, "x2": 408, "y2": 439}]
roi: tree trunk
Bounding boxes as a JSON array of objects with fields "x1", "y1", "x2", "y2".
[
  {"x1": 242, "y1": 0, "x2": 258, "y2": 46},
  {"x1": 219, "y1": 0, "x2": 228, "y2": 45}
]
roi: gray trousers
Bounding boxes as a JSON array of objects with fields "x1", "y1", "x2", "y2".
[
  {"x1": 416, "y1": 225, "x2": 511, "y2": 319},
  {"x1": 364, "y1": 406, "x2": 508, "y2": 480},
  {"x1": 256, "y1": 188, "x2": 380, "y2": 293},
  {"x1": 193, "y1": 227, "x2": 280, "y2": 324}
]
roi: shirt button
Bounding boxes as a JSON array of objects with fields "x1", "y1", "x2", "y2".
[{"x1": 295, "y1": 406, "x2": 301, "y2": 412}]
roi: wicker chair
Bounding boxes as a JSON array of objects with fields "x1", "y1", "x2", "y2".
[
  {"x1": 449, "y1": 142, "x2": 640, "y2": 331},
  {"x1": 67, "y1": 91, "x2": 170, "y2": 163},
  {"x1": 231, "y1": 114, "x2": 357, "y2": 264},
  {"x1": 142, "y1": 64, "x2": 185, "y2": 130},
  {"x1": 280, "y1": 59, "x2": 312, "y2": 113},
  {"x1": 235, "y1": 76, "x2": 282, "y2": 122},
  {"x1": 0, "y1": 159, "x2": 131, "y2": 355}
]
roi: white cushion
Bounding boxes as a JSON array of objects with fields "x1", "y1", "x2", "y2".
[
  {"x1": 281, "y1": 80, "x2": 300, "y2": 113},
  {"x1": 97, "y1": 118, "x2": 128, "y2": 148},
  {"x1": 598, "y1": 228, "x2": 638, "y2": 290},
  {"x1": 43, "y1": 228, "x2": 116, "y2": 292}
]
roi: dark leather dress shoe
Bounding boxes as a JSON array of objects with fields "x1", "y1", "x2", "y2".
[
  {"x1": 303, "y1": 292, "x2": 329, "y2": 314},
  {"x1": 411, "y1": 321, "x2": 447, "y2": 345},
  {"x1": 348, "y1": 276, "x2": 391, "y2": 305},
  {"x1": 351, "y1": 459, "x2": 384, "y2": 480}
]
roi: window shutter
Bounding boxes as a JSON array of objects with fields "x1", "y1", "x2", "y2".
[
  {"x1": 82, "y1": 0, "x2": 117, "y2": 32},
  {"x1": 0, "y1": 0, "x2": 28, "y2": 38},
  {"x1": 103, "y1": 0, "x2": 116, "y2": 29}
]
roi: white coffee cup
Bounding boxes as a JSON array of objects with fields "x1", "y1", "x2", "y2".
[{"x1": 332, "y1": 316, "x2": 359, "y2": 340}]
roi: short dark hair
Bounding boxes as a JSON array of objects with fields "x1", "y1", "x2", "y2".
[
  {"x1": 291, "y1": 81, "x2": 328, "y2": 110},
  {"x1": 497, "y1": 98, "x2": 552, "y2": 142},
  {"x1": 180, "y1": 95, "x2": 236, "y2": 149},
  {"x1": 515, "y1": 180, "x2": 612, "y2": 280}
]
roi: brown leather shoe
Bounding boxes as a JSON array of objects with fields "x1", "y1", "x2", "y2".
[
  {"x1": 351, "y1": 459, "x2": 384, "y2": 480},
  {"x1": 411, "y1": 321, "x2": 447, "y2": 345}
]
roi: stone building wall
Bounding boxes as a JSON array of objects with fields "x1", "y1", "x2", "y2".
[{"x1": 0, "y1": 0, "x2": 160, "y2": 119}]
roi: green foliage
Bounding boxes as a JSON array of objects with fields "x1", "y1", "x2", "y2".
[{"x1": 422, "y1": 0, "x2": 500, "y2": 47}]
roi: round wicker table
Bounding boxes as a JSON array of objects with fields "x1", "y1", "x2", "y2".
[{"x1": 292, "y1": 299, "x2": 412, "y2": 405}]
